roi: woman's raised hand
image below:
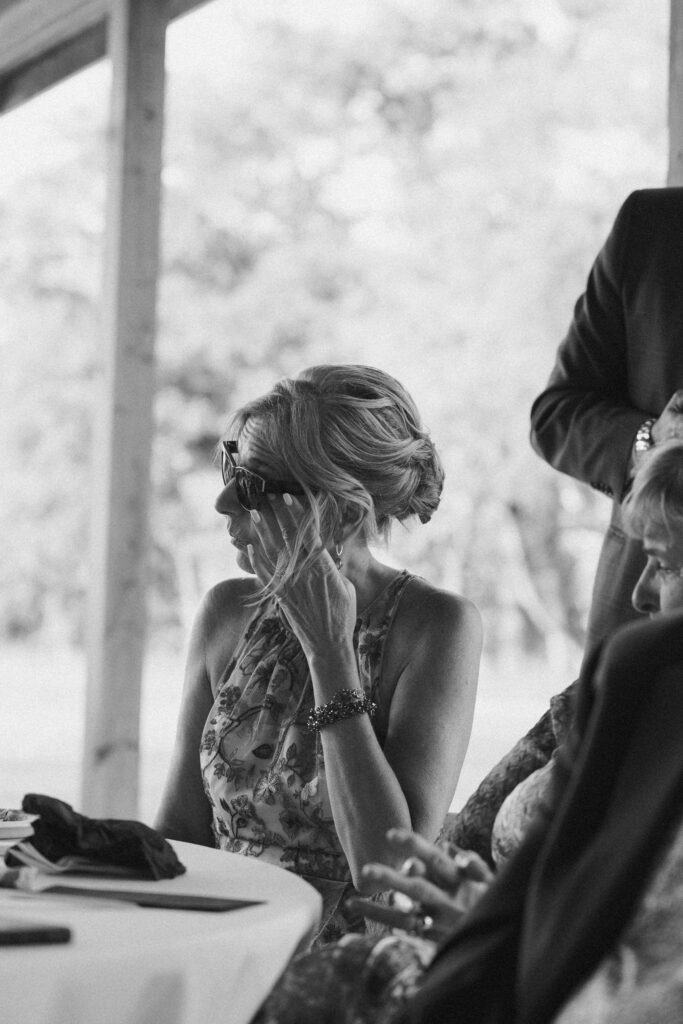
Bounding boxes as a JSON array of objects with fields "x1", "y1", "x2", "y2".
[
  {"x1": 346, "y1": 828, "x2": 494, "y2": 942},
  {"x1": 246, "y1": 493, "x2": 357, "y2": 657}
]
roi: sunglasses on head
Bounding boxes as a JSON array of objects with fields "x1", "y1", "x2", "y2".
[{"x1": 220, "y1": 440, "x2": 304, "y2": 511}]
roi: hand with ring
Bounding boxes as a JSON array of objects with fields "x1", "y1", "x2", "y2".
[
  {"x1": 346, "y1": 828, "x2": 494, "y2": 942},
  {"x1": 246, "y1": 493, "x2": 357, "y2": 658},
  {"x1": 389, "y1": 888, "x2": 436, "y2": 938}
]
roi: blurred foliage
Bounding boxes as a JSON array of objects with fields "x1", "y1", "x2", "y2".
[{"x1": 0, "y1": 0, "x2": 667, "y2": 662}]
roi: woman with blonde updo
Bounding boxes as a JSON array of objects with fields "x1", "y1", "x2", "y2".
[{"x1": 156, "y1": 364, "x2": 482, "y2": 943}]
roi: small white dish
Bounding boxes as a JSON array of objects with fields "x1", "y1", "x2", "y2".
[
  {"x1": 0, "y1": 825, "x2": 34, "y2": 840},
  {"x1": 0, "y1": 812, "x2": 39, "y2": 840}
]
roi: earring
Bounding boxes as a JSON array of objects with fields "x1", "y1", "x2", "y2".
[{"x1": 334, "y1": 543, "x2": 344, "y2": 571}]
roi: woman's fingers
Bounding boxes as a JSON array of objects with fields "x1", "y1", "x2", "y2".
[
  {"x1": 399, "y1": 856, "x2": 427, "y2": 879},
  {"x1": 344, "y1": 896, "x2": 411, "y2": 931},
  {"x1": 248, "y1": 494, "x2": 358, "y2": 650},
  {"x1": 350, "y1": 838, "x2": 493, "y2": 944},
  {"x1": 450, "y1": 877, "x2": 491, "y2": 915},
  {"x1": 386, "y1": 830, "x2": 462, "y2": 889},
  {"x1": 246, "y1": 495, "x2": 305, "y2": 585},
  {"x1": 348, "y1": 886, "x2": 464, "y2": 942},
  {"x1": 255, "y1": 493, "x2": 324, "y2": 571},
  {"x1": 361, "y1": 863, "x2": 447, "y2": 907},
  {"x1": 345, "y1": 895, "x2": 444, "y2": 940},
  {"x1": 264, "y1": 493, "x2": 301, "y2": 552},
  {"x1": 452, "y1": 849, "x2": 494, "y2": 884},
  {"x1": 248, "y1": 503, "x2": 283, "y2": 564},
  {"x1": 246, "y1": 543, "x2": 272, "y2": 586},
  {"x1": 386, "y1": 829, "x2": 494, "y2": 889},
  {"x1": 387, "y1": 829, "x2": 440, "y2": 861},
  {"x1": 359, "y1": 858, "x2": 490, "y2": 938}
]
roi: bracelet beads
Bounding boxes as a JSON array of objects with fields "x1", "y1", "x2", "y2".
[{"x1": 307, "y1": 687, "x2": 378, "y2": 733}]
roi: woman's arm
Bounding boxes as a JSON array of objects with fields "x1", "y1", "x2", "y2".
[
  {"x1": 246, "y1": 496, "x2": 482, "y2": 891},
  {"x1": 311, "y1": 582, "x2": 482, "y2": 891},
  {"x1": 154, "y1": 580, "x2": 255, "y2": 845}
]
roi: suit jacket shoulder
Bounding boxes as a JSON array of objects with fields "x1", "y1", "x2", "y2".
[{"x1": 618, "y1": 188, "x2": 683, "y2": 310}]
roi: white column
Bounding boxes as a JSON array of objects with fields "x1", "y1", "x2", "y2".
[
  {"x1": 82, "y1": 0, "x2": 168, "y2": 816},
  {"x1": 669, "y1": 0, "x2": 683, "y2": 184}
]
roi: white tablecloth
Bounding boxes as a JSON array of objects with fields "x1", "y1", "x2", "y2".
[{"x1": 0, "y1": 840, "x2": 321, "y2": 1024}]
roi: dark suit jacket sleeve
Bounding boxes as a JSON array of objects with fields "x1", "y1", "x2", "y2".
[{"x1": 529, "y1": 191, "x2": 647, "y2": 501}]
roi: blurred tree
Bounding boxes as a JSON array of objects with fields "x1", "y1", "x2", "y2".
[{"x1": 0, "y1": 0, "x2": 666, "y2": 665}]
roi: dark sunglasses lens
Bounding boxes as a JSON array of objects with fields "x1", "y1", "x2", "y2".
[
  {"x1": 236, "y1": 469, "x2": 264, "y2": 511},
  {"x1": 221, "y1": 450, "x2": 232, "y2": 486}
]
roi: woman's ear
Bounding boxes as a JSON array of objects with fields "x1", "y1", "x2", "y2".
[{"x1": 337, "y1": 507, "x2": 365, "y2": 543}]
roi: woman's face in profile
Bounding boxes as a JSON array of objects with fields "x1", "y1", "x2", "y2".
[
  {"x1": 214, "y1": 417, "x2": 297, "y2": 574},
  {"x1": 632, "y1": 526, "x2": 683, "y2": 616}
]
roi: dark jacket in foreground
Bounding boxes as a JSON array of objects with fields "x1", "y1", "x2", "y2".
[{"x1": 399, "y1": 610, "x2": 683, "y2": 1024}]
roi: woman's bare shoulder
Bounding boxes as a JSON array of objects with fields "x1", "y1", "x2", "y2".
[
  {"x1": 192, "y1": 577, "x2": 262, "y2": 683},
  {"x1": 201, "y1": 576, "x2": 261, "y2": 620},
  {"x1": 400, "y1": 576, "x2": 482, "y2": 640},
  {"x1": 375, "y1": 574, "x2": 481, "y2": 692}
]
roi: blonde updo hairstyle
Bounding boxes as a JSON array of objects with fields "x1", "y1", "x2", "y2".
[
  {"x1": 226, "y1": 364, "x2": 444, "y2": 597},
  {"x1": 622, "y1": 438, "x2": 683, "y2": 541}
]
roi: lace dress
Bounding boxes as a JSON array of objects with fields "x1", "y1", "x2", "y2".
[
  {"x1": 438, "y1": 683, "x2": 575, "y2": 865},
  {"x1": 200, "y1": 570, "x2": 414, "y2": 945}
]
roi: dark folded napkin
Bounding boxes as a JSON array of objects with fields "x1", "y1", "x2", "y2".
[{"x1": 6, "y1": 794, "x2": 185, "y2": 880}]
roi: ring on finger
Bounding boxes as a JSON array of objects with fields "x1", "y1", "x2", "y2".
[
  {"x1": 410, "y1": 909, "x2": 435, "y2": 938},
  {"x1": 390, "y1": 891, "x2": 415, "y2": 913}
]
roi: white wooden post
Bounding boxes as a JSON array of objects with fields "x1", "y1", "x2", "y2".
[
  {"x1": 82, "y1": 0, "x2": 168, "y2": 817},
  {"x1": 669, "y1": 0, "x2": 683, "y2": 184}
]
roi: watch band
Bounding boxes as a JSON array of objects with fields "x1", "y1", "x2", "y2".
[{"x1": 634, "y1": 417, "x2": 656, "y2": 453}]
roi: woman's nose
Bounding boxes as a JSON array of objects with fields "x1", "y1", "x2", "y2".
[
  {"x1": 215, "y1": 479, "x2": 242, "y2": 516},
  {"x1": 631, "y1": 561, "x2": 661, "y2": 615}
]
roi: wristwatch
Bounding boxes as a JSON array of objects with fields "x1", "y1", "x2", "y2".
[{"x1": 634, "y1": 417, "x2": 656, "y2": 453}]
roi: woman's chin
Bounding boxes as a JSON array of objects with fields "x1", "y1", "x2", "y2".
[{"x1": 236, "y1": 549, "x2": 256, "y2": 575}]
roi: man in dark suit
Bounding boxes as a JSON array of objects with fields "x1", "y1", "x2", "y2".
[{"x1": 530, "y1": 187, "x2": 683, "y2": 654}]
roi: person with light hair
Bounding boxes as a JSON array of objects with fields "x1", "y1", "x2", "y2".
[
  {"x1": 156, "y1": 364, "x2": 482, "y2": 944},
  {"x1": 623, "y1": 437, "x2": 683, "y2": 617}
]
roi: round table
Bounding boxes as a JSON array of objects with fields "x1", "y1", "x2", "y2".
[{"x1": 0, "y1": 840, "x2": 322, "y2": 1024}]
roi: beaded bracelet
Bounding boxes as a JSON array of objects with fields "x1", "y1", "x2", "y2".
[{"x1": 307, "y1": 687, "x2": 378, "y2": 733}]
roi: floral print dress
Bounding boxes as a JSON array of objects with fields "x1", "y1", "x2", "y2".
[
  {"x1": 200, "y1": 569, "x2": 414, "y2": 944},
  {"x1": 254, "y1": 687, "x2": 577, "y2": 1023}
]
